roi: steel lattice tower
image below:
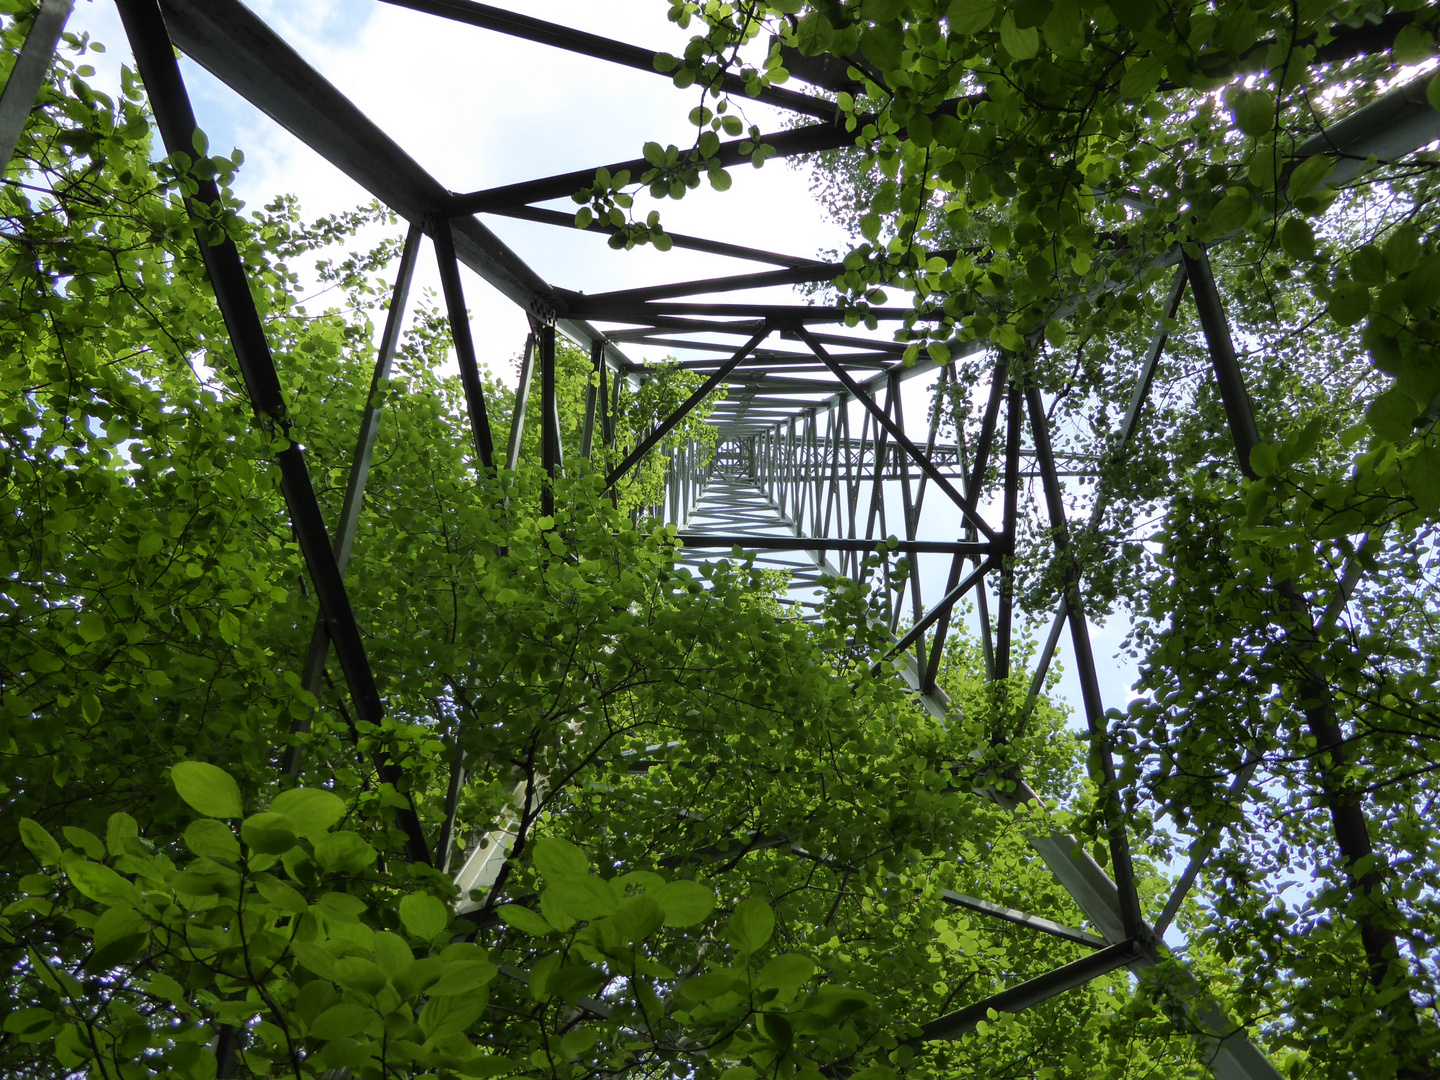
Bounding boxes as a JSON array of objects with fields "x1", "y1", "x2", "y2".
[{"x1": 7, "y1": 2, "x2": 1440, "y2": 1077}]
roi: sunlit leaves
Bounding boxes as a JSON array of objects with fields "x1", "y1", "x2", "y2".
[{"x1": 171, "y1": 761, "x2": 244, "y2": 819}]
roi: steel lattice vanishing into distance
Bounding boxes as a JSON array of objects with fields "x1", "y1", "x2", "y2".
[{"x1": 3, "y1": 0, "x2": 1440, "y2": 1078}]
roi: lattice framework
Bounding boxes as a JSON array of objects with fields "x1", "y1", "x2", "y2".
[{"x1": 8, "y1": 2, "x2": 1440, "y2": 1077}]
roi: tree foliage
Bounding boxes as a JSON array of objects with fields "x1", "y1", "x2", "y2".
[
  {"x1": 606, "y1": 0, "x2": 1440, "y2": 1076},
  {"x1": 0, "y1": 11, "x2": 1202, "y2": 1080}
]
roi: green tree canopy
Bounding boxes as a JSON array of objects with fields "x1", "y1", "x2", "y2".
[{"x1": 0, "y1": 11, "x2": 1209, "y2": 1080}]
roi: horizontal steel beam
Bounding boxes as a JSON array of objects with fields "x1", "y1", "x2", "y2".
[
  {"x1": 380, "y1": 0, "x2": 836, "y2": 118},
  {"x1": 920, "y1": 940, "x2": 1140, "y2": 1041},
  {"x1": 448, "y1": 118, "x2": 866, "y2": 216},
  {"x1": 940, "y1": 890, "x2": 1108, "y2": 950},
  {"x1": 491, "y1": 205, "x2": 822, "y2": 268},
  {"x1": 676, "y1": 534, "x2": 989, "y2": 554}
]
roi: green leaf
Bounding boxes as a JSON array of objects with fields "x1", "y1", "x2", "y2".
[
  {"x1": 996, "y1": 323, "x2": 1026, "y2": 352},
  {"x1": 806, "y1": 984, "x2": 874, "y2": 1020},
  {"x1": 373, "y1": 931, "x2": 414, "y2": 978},
  {"x1": 313, "y1": 831, "x2": 377, "y2": 874},
  {"x1": 1042, "y1": 0, "x2": 1083, "y2": 56},
  {"x1": 3, "y1": 1008, "x2": 54, "y2": 1036},
  {"x1": 544, "y1": 875, "x2": 618, "y2": 921},
  {"x1": 65, "y1": 860, "x2": 142, "y2": 908},
  {"x1": 104, "y1": 812, "x2": 138, "y2": 857},
  {"x1": 532, "y1": 836, "x2": 588, "y2": 881},
  {"x1": 309, "y1": 1003, "x2": 379, "y2": 1041},
  {"x1": 1119, "y1": 53, "x2": 1166, "y2": 99},
  {"x1": 77, "y1": 611, "x2": 106, "y2": 643},
  {"x1": 680, "y1": 969, "x2": 744, "y2": 1001},
  {"x1": 1286, "y1": 154, "x2": 1334, "y2": 202},
  {"x1": 333, "y1": 956, "x2": 388, "y2": 995},
  {"x1": 18, "y1": 818, "x2": 62, "y2": 867},
  {"x1": 756, "y1": 953, "x2": 816, "y2": 991},
  {"x1": 498, "y1": 904, "x2": 557, "y2": 936},
  {"x1": 999, "y1": 14, "x2": 1039, "y2": 59},
  {"x1": 1249, "y1": 443, "x2": 1279, "y2": 477},
  {"x1": 90, "y1": 906, "x2": 148, "y2": 968},
  {"x1": 1327, "y1": 281, "x2": 1371, "y2": 327},
  {"x1": 171, "y1": 761, "x2": 243, "y2": 819},
  {"x1": 1367, "y1": 386, "x2": 1419, "y2": 442},
  {"x1": 399, "y1": 892, "x2": 450, "y2": 940},
  {"x1": 270, "y1": 787, "x2": 346, "y2": 838},
  {"x1": 611, "y1": 893, "x2": 665, "y2": 942},
  {"x1": 428, "y1": 959, "x2": 500, "y2": 996},
  {"x1": 241, "y1": 812, "x2": 298, "y2": 855},
  {"x1": 725, "y1": 897, "x2": 774, "y2": 953},
  {"x1": 1208, "y1": 192, "x2": 1255, "y2": 237},
  {"x1": 861, "y1": 22, "x2": 905, "y2": 71},
  {"x1": 1406, "y1": 444, "x2": 1440, "y2": 512},
  {"x1": 1233, "y1": 90, "x2": 1274, "y2": 137},
  {"x1": 946, "y1": 0, "x2": 997, "y2": 34},
  {"x1": 1280, "y1": 218, "x2": 1315, "y2": 260},
  {"x1": 1393, "y1": 24, "x2": 1435, "y2": 65},
  {"x1": 184, "y1": 818, "x2": 241, "y2": 860},
  {"x1": 653, "y1": 879, "x2": 716, "y2": 926}
]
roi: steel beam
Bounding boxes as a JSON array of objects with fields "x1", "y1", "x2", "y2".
[
  {"x1": 433, "y1": 220, "x2": 497, "y2": 469},
  {"x1": 118, "y1": 0, "x2": 430, "y2": 867},
  {"x1": 940, "y1": 890, "x2": 1107, "y2": 950},
  {"x1": 605, "y1": 327, "x2": 768, "y2": 489},
  {"x1": 0, "y1": 0, "x2": 73, "y2": 170},
  {"x1": 506, "y1": 332, "x2": 537, "y2": 472},
  {"x1": 447, "y1": 118, "x2": 867, "y2": 216},
  {"x1": 380, "y1": 0, "x2": 836, "y2": 119},
  {"x1": 798, "y1": 327, "x2": 997, "y2": 541},
  {"x1": 676, "y1": 535, "x2": 989, "y2": 554},
  {"x1": 283, "y1": 223, "x2": 423, "y2": 777},
  {"x1": 1026, "y1": 381, "x2": 1143, "y2": 938},
  {"x1": 919, "y1": 940, "x2": 1140, "y2": 1041},
  {"x1": 563, "y1": 263, "x2": 839, "y2": 309},
  {"x1": 491, "y1": 205, "x2": 825, "y2": 268}
]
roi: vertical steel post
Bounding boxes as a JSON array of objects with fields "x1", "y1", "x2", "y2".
[
  {"x1": 539, "y1": 320, "x2": 560, "y2": 517},
  {"x1": 1026, "y1": 380, "x2": 1143, "y2": 937},
  {"x1": 994, "y1": 382, "x2": 1022, "y2": 681},
  {"x1": 580, "y1": 340, "x2": 603, "y2": 459},
  {"x1": 432, "y1": 220, "x2": 496, "y2": 469},
  {"x1": 283, "y1": 223, "x2": 423, "y2": 776},
  {"x1": 506, "y1": 331, "x2": 536, "y2": 472}
]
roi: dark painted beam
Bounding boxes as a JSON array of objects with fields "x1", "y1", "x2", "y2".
[
  {"x1": 119, "y1": 0, "x2": 431, "y2": 867},
  {"x1": 433, "y1": 220, "x2": 496, "y2": 469},
  {"x1": 0, "y1": 0, "x2": 73, "y2": 169},
  {"x1": 489, "y1": 205, "x2": 823, "y2": 268},
  {"x1": 380, "y1": 0, "x2": 837, "y2": 119},
  {"x1": 562, "y1": 262, "x2": 840, "y2": 309},
  {"x1": 448, "y1": 118, "x2": 866, "y2": 216},
  {"x1": 920, "y1": 940, "x2": 1140, "y2": 1041},
  {"x1": 676, "y1": 536, "x2": 990, "y2": 554},
  {"x1": 605, "y1": 327, "x2": 769, "y2": 489}
]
